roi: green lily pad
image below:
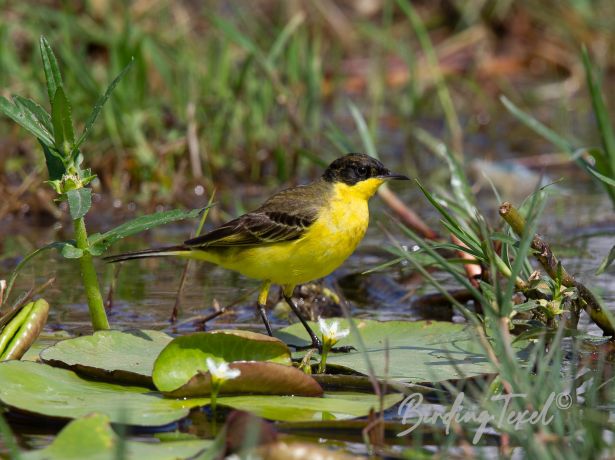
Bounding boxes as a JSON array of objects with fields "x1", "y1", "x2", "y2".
[
  {"x1": 21, "y1": 414, "x2": 212, "y2": 460},
  {"x1": 276, "y1": 319, "x2": 510, "y2": 383},
  {"x1": 217, "y1": 392, "x2": 404, "y2": 422},
  {"x1": 40, "y1": 329, "x2": 172, "y2": 386},
  {"x1": 22, "y1": 413, "x2": 212, "y2": 460},
  {"x1": 0, "y1": 361, "x2": 208, "y2": 426},
  {"x1": 165, "y1": 361, "x2": 323, "y2": 398},
  {"x1": 0, "y1": 360, "x2": 401, "y2": 424},
  {"x1": 153, "y1": 330, "x2": 292, "y2": 392}
]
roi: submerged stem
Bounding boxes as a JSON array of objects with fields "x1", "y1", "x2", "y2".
[{"x1": 73, "y1": 217, "x2": 109, "y2": 330}]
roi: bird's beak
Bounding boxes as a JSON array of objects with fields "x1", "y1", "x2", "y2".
[{"x1": 378, "y1": 170, "x2": 410, "y2": 180}]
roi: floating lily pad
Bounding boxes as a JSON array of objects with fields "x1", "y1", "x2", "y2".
[
  {"x1": 0, "y1": 361, "x2": 400, "y2": 424},
  {"x1": 217, "y1": 392, "x2": 404, "y2": 422},
  {"x1": 40, "y1": 329, "x2": 172, "y2": 385},
  {"x1": 153, "y1": 330, "x2": 292, "y2": 392},
  {"x1": 0, "y1": 361, "x2": 208, "y2": 426},
  {"x1": 276, "y1": 319, "x2": 513, "y2": 383},
  {"x1": 166, "y1": 361, "x2": 323, "y2": 397},
  {"x1": 22, "y1": 413, "x2": 213, "y2": 460}
]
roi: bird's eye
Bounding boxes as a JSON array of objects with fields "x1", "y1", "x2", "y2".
[{"x1": 357, "y1": 166, "x2": 368, "y2": 177}]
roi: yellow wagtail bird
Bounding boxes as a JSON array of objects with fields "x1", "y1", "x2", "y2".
[{"x1": 105, "y1": 153, "x2": 409, "y2": 350}]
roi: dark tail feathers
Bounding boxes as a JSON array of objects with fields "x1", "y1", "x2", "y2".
[{"x1": 103, "y1": 245, "x2": 188, "y2": 263}]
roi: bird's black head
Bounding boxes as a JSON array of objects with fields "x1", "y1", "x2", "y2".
[{"x1": 322, "y1": 153, "x2": 408, "y2": 185}]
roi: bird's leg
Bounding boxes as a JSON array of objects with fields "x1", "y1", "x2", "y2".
[
  {"x1": 256, "y1": 281, "x2": 273, "y2": 336},
  {"x1": 283, "y1": 290, "x2": 322, "y2": 351}
]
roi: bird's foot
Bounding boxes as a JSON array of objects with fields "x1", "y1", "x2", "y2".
[
  {"x1": 287, "y1": 341, "x2": 355, "y2": 354},
  {"x1": 330, "y1": 345, "x2": 356, "y2": 353}
]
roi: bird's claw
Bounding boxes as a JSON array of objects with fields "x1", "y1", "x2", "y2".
[
  {"x1": 287, "y1": 342, "x2": 355, "y2": 354},
  {"x1": 330, "y1": 345, "x2": 356, "y2": 353}
]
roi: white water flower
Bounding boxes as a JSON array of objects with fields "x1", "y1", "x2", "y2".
[
  {"x1": 318, "y1": 318, "x2": 350, "y2": 345},
  {"x1": 206, "y1": 357, "x2": 241, "y2": 384},
  {"x1": 317, "y1": 318, "x2": 350, "y2": 374}
]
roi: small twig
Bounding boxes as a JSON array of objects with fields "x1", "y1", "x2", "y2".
[
  {"x1": 499, "y1": 202, "x2": 614, "y2": 335},
  {"x1": 105, "y1": 264, "x2": 121, "y2": 311},
  {"x1": 169, "y1": 286, "x2": 259, "y2": 331},
  {"x1": 170, "y1": 190, "x2": 216, "y2": 323},
  {"x1": 186, "y1": 102, "x2": 203, "y2": 179}
]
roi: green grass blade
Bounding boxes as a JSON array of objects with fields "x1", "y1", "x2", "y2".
[
  {"x1": 587, "y1": 164, "x2": 615, "y2": 186},
  {"x1": 74, "y1": 59, "x2": 134, "y2": 153},
  {"x1": 416, "y1": 180, "x2": 480, "y2": 249},
  {"x1": 397, "y1": 0, "x2": 463, "y2": 155},
  {"x1": 349, "y1": 101, "x2": 378, "y2": 158},
  {"x1": 267, "y1": 12, "x2": 305, "y2": 63},
  {"x1": 500, "y1": 95, "x2": 574, "y2": 154},
  {"x1": 210, "y1": 15, "x2": 257, "y2": 55},
  {"x1": 595, "y1": 245, "x2": 615, "y2": 275},
  {"x1": 325, "y1": 121, "x2": 354, "y2": 155},
  {"x1": 413, "y1": 127, "x2": 476, "y2": 216},
  {"x1": 396, "y1": 222, "x2": 486, "y2": 316},
  {"x1": 582, "y1": 46, "x2": 615, "y2": 177},
  {"x1": 39, "y1": 36, "x2": 64, "y2": 107}
]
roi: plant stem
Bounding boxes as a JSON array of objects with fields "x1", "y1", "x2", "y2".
[
  {"x1": 318, "y1": 344, "x2": 330, "y2": 374},
  {"x1": 73, "y1": 217, "x2": 109, "y2": 330},
  {"x1": 499, "y1": 202, "x2": 614, "y2": 335}
]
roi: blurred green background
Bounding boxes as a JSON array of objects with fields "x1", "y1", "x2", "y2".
[{"x1": 1, "y1": 0, "x2": 614, "y2": 221}]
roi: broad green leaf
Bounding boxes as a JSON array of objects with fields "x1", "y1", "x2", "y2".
[
  {"x1": 0, "y1": 361, "x2": 209, "y2": 426},
  {"x1": 51, "y1": 86, "x2": 75, "y2": 156},
  {"x1": 0, "y1": 361, "x2": 402, "y2": 423},
  {"x1": 596, "y1": 245, "x2": 615, "y2": 275},
  {"x1": 41, "y1": 142, "x2": 66, "y2": 181},
  {"x1": 66, "y1": 188, "x2": 92, "y2": 220},
  {"x1": 89, "y1": 206, "x2": 210, "y2": 254},
  {"x1": 153, "y1": 330, "x2": 291, "y2": 392},
  {"x1": 40, "y1": 330, "x2": 173, "y2": 386},
  {"x1": 40, "y1": 36, "x2": 64, "y2": 108},
  {"x1": 74, "y1": 59, "x2": 134, "y2": 152},
  {"x1": 0, "y1": 96, "x2": 55, "y2": 147},
  {"x1": 217, "y1": 392, "x2": 404, "y2": 422},
  {"x1": 22, "y1": 413, "x2": 212, "y2": 460},
  {"x1": 165, "y1": 361, "x2": 322, "y2": 398},
  {"x1": 13, "y1": 95, "x2": 53, "y2": 132},
  {"x1": 60, "y1": 243, "x2": 83, "y2": 259},
  {"x1": 277, "y1": 319, "x2": 517, "y2": 383}
]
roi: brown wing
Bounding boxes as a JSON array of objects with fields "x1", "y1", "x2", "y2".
[{"x1": 184, "y1": 184, "x2": 326, "y2": 248}]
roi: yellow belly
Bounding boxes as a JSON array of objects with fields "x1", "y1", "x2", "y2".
[{"x1": 190, "y1": 192, "x2": 370, "y2": 286}]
